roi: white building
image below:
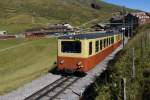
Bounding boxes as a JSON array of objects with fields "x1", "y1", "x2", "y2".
[
  {"x1": 64, "y1": 24, "x2": 73, "y2": 30},
  {"x1": 132, "y1": 12, "x2": 150, "y2": 25},
  {"x1": 0, "y1": 31, "x2": 7, "y2": 35}
]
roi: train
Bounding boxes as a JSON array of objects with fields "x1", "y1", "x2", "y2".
[{"x1": 57, "y1": 31, "x2": 123, "y2": 73}]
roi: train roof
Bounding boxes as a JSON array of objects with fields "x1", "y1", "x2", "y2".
[{"x1": 59, "y1": 31, "x2": 120, "y2": 39}]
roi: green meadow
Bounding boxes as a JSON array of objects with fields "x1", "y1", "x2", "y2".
[
  {"x1": 0, "y1": 38, "x2": 57, "y2": 94},
  {"x1": 0, "y1": 0, "x2": 134, "y2": 34}
]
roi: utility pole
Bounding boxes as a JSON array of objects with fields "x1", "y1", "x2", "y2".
[
  {"x1": 131, "y1": 48, "x2": 135, "y2": 79},
  {"x1": 123, "y1": 78, "x2": 127, "y2": 100},
  {"x1": 122, "y1": 27, "x2": 125, "y2": 47},
  {"x1": 122, "y1": 6, "x2": 126, "y2": 48},
  {"x1": 131, "y1": 17, "x2": 133, "y2": 37},
  {"x1": 140, "y1": 35, "x2": 144, "y2": 69},
  {"x1": 121, "y1": 78, "x2": 127, "y2": 100},
  {"x1": 127, "y1": 26, "x2": 129, "y2": 38}
]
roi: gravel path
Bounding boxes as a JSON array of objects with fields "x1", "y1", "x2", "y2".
[{"x1": 0, "y1": 74, "x2": 61, "y2": 100}]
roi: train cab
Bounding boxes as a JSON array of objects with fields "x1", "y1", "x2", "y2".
[{"x1": 57, "y1": 39, "x2": 87, "y2": 73}]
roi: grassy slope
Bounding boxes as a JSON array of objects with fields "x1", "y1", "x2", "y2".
[
  {"x1": 0, "y1": 38, "x2": 57, "y2": 94},
  {"x1": 0, "y1": 0, "x2": 131, "y2": 34},
  {"x1": 0, "y1": 39, "x2": 26, "y2": 50},
  {"x1": 95, "y1": 24, "x2": 150, "y2": 100}
]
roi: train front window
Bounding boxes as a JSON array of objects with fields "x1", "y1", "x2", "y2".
[{"x1": 61, "y1": 41, "x2": 81, "y2": 53}]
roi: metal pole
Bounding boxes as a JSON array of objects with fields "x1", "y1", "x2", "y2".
[
  {"x1": 131, "y1": 18, "x2": 133, "y2": 37},
  {"x1": 122, "y1": 28, "x2": 125, "y2": 48},
  {"x1": 132, "y1": 48, "x2": 135, "y2": 79},
  {"x1": 123, "y1": 78, "x2": 127, "y2": 100},
  {"x1": 140, "y1": 34, "x2": 144, "y2": 71},
  {"x1": 123, "y1": 30, "x2": 125, "y2": 47},
  {"x1": 122, "y1": 6, "x2": 126, "y2": 48},
  {"x1": 127, "y1": 26, "x2": 129, "y2": 38}
]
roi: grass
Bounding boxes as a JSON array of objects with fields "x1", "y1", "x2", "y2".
[
  {"x1": 0, "y1": 39, "x2": 25, "y2": 50},
  {"x1": 0, "y1": 0, "x2": 135, "y2": 34},
  {"x1": 0, "y1": 0, "x2": 137, "y2": 95},
  {"x1": 0, "y1": 38, "x2": 57, "y2": 95},
  {"x1": 94, "y1": 24, "x2": 150, "y2": 100}
]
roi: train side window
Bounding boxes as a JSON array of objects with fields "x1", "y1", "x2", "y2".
[
  {"x1": 106, "y1": 38, "x2": 108, "y2": 46},
  {"x1": 108, "y1": 38, "x2": 109, "y2": 45},
  {"x1": 105, "y1": 38, "x2": 107, "y2": 47},
  {"x1": 89, "y1": 42, "x2": 92, "y2": 55},
  {"x1": 111, "y1": 37, "x2": 114, "y2": 44},
  {"x1": 117, "y1": 36, "x2": 119, "y2": 41},
  {"x1": 119, "y1": 35, "x2": 121, "y2": 40},
  {"x1": 109, "y1": 38, "x2": 111, "y2": 45},
  {"x1": 100, "y1": 40, "x2": 103, "y2": 50},
  {"x1": 116, "y1": 36, "x2": 118, "y2": 41},
  {"x1": 95, "y1": 40, "x2": 99, "y2": 52},
  {"x1": 104, "y1": 39, "x2": 106, "y2": 48}
]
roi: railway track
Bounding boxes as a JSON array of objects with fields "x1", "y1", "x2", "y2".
[{"x1": 24, "y1": 76, "x2": 80, "y2": 100}]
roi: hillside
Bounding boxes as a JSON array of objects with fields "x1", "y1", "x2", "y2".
[
  {"x1": 87, "y1": 24, "x2": 150, "y2": 100},
  {"x1": 0, "y1": 0, "x2": 132, "y2": 34},
  {"x1": 0, "y1": 38, "x2": 57, "y2": 94}
]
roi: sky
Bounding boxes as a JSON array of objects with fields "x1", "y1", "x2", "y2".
[{"x1": 104, "y1": 0, "x2": 150, "y2": 12}]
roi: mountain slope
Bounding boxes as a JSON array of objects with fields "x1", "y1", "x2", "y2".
[{"x1": 0, "y1": 0, "x2": 133, "y2": 34}]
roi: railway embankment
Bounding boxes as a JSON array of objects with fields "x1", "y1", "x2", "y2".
[{"x1": 83, "y1": 24, "x2": 150, "y2": 100}]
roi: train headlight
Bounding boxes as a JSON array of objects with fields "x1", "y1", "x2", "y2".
[
  {"x1": 77, "y1": 61, "x2": 82, "y2": 66},
  {"x1": 79, "y1": 65, "x2": 84, "y2": 68},
  {"x1": 60, "y1": 60, "x2": 64, "y2": 64}
]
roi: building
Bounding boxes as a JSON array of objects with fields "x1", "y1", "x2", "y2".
[
  {"x1": 24, "y1": 24, "x2": 74, "y2": 37},
  {"x1": 131, "y1": 12, "x2": 150, "y2": 25},
  {"x1": 44, "y1": 24, "x2": 74, "y2": 33},
  {"x1": 109, "y1": 13, "x2": 139, "y2": 37},
  {"x1": 0, "y1": 31, "x2": 7, "y2": 35},
  {"x1": 110, "y1": 12, "x2": 150, "y2": 27},
  {"x1": 124, "y1": 13, "x2": 139, "y2": 36},
  {"x1": 109, "y1": 16, "x2": 124, "y2": 28},
  {"x1": 91, "y1": 23, "x2": 106, "y2": 31},
  {"x1": 0, "y1": 35, "x2": 16, "y2": 39}
]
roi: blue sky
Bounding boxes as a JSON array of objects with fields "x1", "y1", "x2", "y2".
[{"x1": 104, "y1": 0, "x2": 150, "y2": 12}]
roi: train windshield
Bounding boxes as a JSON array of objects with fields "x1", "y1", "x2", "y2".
[{"x1": 61, "y1": 41, "x2": 81, "y2": 53}]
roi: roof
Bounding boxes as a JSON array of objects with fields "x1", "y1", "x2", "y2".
[
  {"x1": 25, "y1": 27, "x2": 43, "y2": 32},
  {"x1": 59, "y1": 31, "x2": 120, "y2": 39},
  {"x1": 111, "y1": 16, "x2": 124, "y2": 21},
  {"x1": 91, "y1": 23, "x2": 106, "y2": 28}
]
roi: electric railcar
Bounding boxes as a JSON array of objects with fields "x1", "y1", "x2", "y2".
[{"x1": 57, "y1": 32, "x2": 122, "y2": 73}]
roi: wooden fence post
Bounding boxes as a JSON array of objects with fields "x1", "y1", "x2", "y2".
[
  {"x1": 132, "y1": 48, "x2": 135, "y2": 79},
  {"x1": 121, "y1": 78, "x2": 127, "y2": 100}
]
